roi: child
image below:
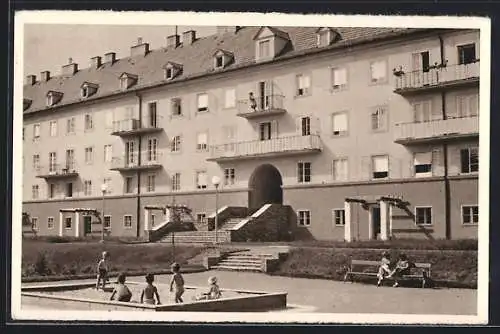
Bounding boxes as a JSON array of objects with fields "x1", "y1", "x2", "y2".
[
  {"x1": 96, "y1": 251, "x2": 109, "y2": 290},
  {"x1": 248, "y1": 92, "x2": 257, "y2": 111},
  {"x1": 195, "y1": 276, "x2": 222, "y2": 301},
  {"x1": 110, "y1": 272, "x2": 132, "y2": 302},
  {"x1": 169, "y1": 263, "x2": 185, "y2": 303},
  {"x1": 388, "y1": 253, "x2": 413, "y2": 287},
  {"x1": 377, "y1": 251, "x2": 392, "y2": 286},
  {"x1": 140, "y1": 273, "x2": 161, "y2": 305}
]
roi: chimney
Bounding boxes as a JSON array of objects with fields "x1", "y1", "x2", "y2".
[
  {"x1": 104, "y1": 52, "x2": 116, "y2": 64},
  {"x1": 90, "y1": 56, "x2": 102, "y2": 69},
  {"x1": 62, "y1": 57, "x2": 78, "y2": 76},
  {"x1": 182, "y1": 30, "x2": 196, "y2": 45},
  {"x1": 130, "y1": 37, "x2": 150, "y2": 57},
  {"x1": 166, "y1": 34, "x2": 180, "y2": 48},
  {"x1": 25, "y1": 75, "x2": 36, "y2": 85},
  {"x1": 216, "y1": 26, "x2": 241, "y2": 34},
  {"x1": 40, "y1": 71, "x2": 50, "y2": 82}
]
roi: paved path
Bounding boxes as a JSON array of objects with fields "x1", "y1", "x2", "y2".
[{"x1": 23, "y1": 270, "x2": 476, "y2": 315}]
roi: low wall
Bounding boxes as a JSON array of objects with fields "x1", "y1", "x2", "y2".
[
  {"x1": 232, "y1": 205, "x2": 293, "y2": 242},
  {"x1": 207, "y1": 206, "x2": 249, "y2": 231}
]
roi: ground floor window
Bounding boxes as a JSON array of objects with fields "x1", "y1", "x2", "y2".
[
  {"x1": 196, "y1": 213, "x2": 207, "y2": 224},
  {"x1": 104, "y1": 215, "x2": 111, "y2": 229},
  {"x1": 462, "y1": 205, "x2": 479, "y2": 225},
  {"x1": 224, "y1": 168, "x2": 235, "y2": 185},
  {"x1": 65, "y1": 217, "x2": 72, "y2": 229},
  {"x1": 297, "y1": 162, "x2": 311, "y2": 183},
  {"x1": 415, "y1": 207, "x2": 432, "y2": 226},
  {"x1": 372, "y1": 155, "x2": 389, "y2": 179},
  {"x1": 123, "y1": 215, "x2": 132, "y2": 229},
  {"x1": 147, "y1": 174, "x2": 156, "y2": 192},
  {"x1": 31, "y1": 217, "x2": 38, "y2": 230},
  {"x1": 297, "y1": 210, "x2": 311, "y2": 227},
  {"x1": 47, "y1": 217, "x2": 54, "y2": 229},
  {"x1": 414, "y1": 151, "x2": 433, "y2": 177},
  {"x1": 172, "y1": 173, "x2": 181, "y2": 191},
  {"x1": 333, "y1": 209, "x2": 345, "y2": 226}
]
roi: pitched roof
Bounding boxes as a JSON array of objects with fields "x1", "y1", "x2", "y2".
[{"x1": 23, "y1": 26, "x2": 427, "y2": 115}]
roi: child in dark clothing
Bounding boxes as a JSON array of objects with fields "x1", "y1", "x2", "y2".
[{"x1": 388, "y1": 253, "x2": 414, "y2": 287}]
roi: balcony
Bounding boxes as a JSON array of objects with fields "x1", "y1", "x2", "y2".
[
  {"x1": 394, "y1": 116, "x2": 479, "y2": 145},
  {"x1": 110, "y1": 116, "x2": 163, "y2": 137},
  {"x1": 110, "y1": 151, "x2": 163, "y2": 172},
  {"x1": 207, "y1": 134, "x2": 322, "y2": 162},
  {"x1": 394, "y1": 61, "x2": 479, "y2": 96},
  {"x1": 236, "y1": 94, "x2": 286, "y2": 119},
  {"x1": 36, "y1": 163, "x2": 79, "y2": 179}
]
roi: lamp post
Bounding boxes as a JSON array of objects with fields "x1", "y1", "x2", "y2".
[
  {"x1": 100, "y1": 183, "x2": 108, "y2": 243},
  {"x1": 211, "y1": 176, "x2": 221, "y2": 245}
]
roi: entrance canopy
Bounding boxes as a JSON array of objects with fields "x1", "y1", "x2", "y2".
[{"x1": 59, "y1": 208, "x2": 100, "y2": 214}]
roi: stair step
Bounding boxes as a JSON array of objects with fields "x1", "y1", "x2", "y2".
[
  {"x1": 211, "y1": 265, "x2": 262, "y2": 272},
  {"x1": 219, "y1": 259, "x2": 262, "y2": 265}
]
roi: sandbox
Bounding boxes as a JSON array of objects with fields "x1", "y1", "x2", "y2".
[{"x1": 21, "y1": 281, "x2": 287, "y2": 312}]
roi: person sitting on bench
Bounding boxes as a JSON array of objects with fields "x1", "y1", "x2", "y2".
[
  {"x1": 388, "y1": 253, "x2": 414, "y2": 287},
  {"x1": 377, "y1": 251, "x2": 392, "y2": 286}
]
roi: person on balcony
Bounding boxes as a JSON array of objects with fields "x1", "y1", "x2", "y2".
[{"x1": 249, "y1": 92, "x2": 257, "y2": 111}]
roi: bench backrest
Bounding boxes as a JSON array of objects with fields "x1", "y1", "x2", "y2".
[{"x1": 350, "y1": 259, "x2": 431, "y2": 270}]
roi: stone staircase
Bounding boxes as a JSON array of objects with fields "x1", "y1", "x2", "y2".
[
  {"x1": 210, "y1": 248, "x2": 289, "y2": 273},
  {"x1": 220, "y1": 218, "x2": 245, "y2": 230}
]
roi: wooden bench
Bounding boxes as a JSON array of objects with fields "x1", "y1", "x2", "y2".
[{"x1": 343, "y1": 259, "x2": 432, "y2": 288}]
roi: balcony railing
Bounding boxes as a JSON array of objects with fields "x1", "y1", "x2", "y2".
[
  {"x1": 236, "y1": 94, "x2": 286, "y2": 119},
  {"x1": 394, "y1": 115, "x2": 479, "y2": 145},
  {"x1": 110, "y1": 116, "x2": 163, "y2": 136},
  {"x1": 36, "y1": 163, "x2": 79, "y2": 179},
  {"x1": 110, "y1": 151, "x2": 163, "y2": 171},
  {"x1": 207, "y1": 134, "x2": 322, "y2": 162},
  {"x1": 394, "y1": 61, "x2": 479, "y2": 94}
]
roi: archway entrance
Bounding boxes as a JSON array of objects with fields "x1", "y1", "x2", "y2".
[{"x1": 248, "y1": 164, "x2": 283, "y2": 210}]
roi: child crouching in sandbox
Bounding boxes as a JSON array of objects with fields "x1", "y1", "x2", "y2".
[
  {"x1": 141, "y1": 273, "x2": 161, "y2": 305},
  {"x1": 110, "y1": 272, "x2": 132, "y2": 302},
  {"x1": 169, "y1": 263, "x2": 185, "y2": 303},
  {"x1": 96, "y1": 251, "x2": 109, "y2": 290},
  {"x1": 194, "y1": 276, "x2": 222, "y2": 301}
]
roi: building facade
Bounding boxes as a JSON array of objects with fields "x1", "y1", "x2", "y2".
[{"x1": 22, "y1": 26, "x2": 480, "y2": 241}]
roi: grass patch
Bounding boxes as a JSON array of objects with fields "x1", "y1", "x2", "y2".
[{"x1": 272, "y1": 247, "x2": 477, "y2": 288}]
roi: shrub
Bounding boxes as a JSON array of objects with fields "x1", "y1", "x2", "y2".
[{"x1": 33, "y1": 252, "x2": 51, "y2": 276}]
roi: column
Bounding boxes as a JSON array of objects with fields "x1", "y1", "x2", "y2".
[
  {"x1": 344, "y1": 201, "x2": 354, "y2": 242},
  {"x1": 368, "y1": 208, "x2": 373, "y2": 240},
  {"x1": 59, "y1": 212, "x2": 63, "y2": 237},
  {"x1": 388, "y1": 205, "x2": 393, "y2": 239},
  {"x1": 380, "y1": 201, "x2": 389, "y2": 241},
  {"x1": 144, "y1": 208, "x2": 150, "y2": 231},
  {"x1": 75, "y1": 212, "x2": 80, "y2": 238}
]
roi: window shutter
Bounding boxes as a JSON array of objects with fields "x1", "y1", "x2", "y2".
[
  {"x1": 295, "y1": 117, "x2": 302, "y2": 134},
  {"x1": 371, "y1": 111, "x2": 379, "y2": 130},
  {"x1": 460, "y1": 149, "x2": 469, "y2": 173},
  {"x1": 469, "y1": 94, "x2": 479, "y2": 116},
  {"x1": 411, "y1": 53, "x2": 421, "y2": 71},
  {"x1": 271, "y1": 120, "x2": 279, "y2": 138},
  {"x1": 457, "y1": 96, "x2": 466, "y2": 118},
  {"x1": 361, "y1": 156, "x2": 371, "y2": 180},
  {"x1": 430, "y1": 99, "x2": 442, "y2": 120}
]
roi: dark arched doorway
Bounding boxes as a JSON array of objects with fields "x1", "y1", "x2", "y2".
[{"x1": 248, "y1": 164, "x2": 283, "y2": 210}]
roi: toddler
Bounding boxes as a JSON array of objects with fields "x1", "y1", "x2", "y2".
[
  {"x1": 110, "y1": 272, "x2": 132, "y2": 302},
  {"x1": 196, "y1": 276, "x2": 222, "y2": 301},
  {"x1": 141, "y1": 273, "x2": 161, "y2": 305},
  {"x1": 96, "y1": 251, "x2": 109, "y2": 290},
  {"x1": 169, "y1": 263, "x2": 185, "y2": 303}
]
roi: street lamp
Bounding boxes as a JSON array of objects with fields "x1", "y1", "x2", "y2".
[
  {"x1": 211, "y1": 175, "x2": 221, "y2": 245},
  {"x1": 100, "y1": 183, "x2": 108, "y2": 243}
]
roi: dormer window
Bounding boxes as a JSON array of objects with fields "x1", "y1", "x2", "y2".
[
  {"x1": 163, "y1": 62, "x2": 183, "y2": 81},
  {"x1": 23, "y1": 98, "x2": 32, "y2": 111},
  {"x1": 81, "y1": 82, "x2": 98, "y2": 98},
  {"x1": 316, "y1": 27, "x2": 339, "y2": 48},
  {"x1": 46, "y1": 91, "x2": 63, "y2": 107},
  {"x1": 253, "y1": 26, "x2": 290, "y2": 62},
  {"x1": 258, "y1": 40, "x2": 271, "y2": 58},
  {"x1": 119, "y1": 72, "x2": 138, "y2": 90},
  {"x1": 213, "y1": 49, "x2": 234, "y2": 70}
]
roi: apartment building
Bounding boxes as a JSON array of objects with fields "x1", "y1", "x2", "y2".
[{"x1": 22, "y1": 26, "x2": 480, "y2": 241}]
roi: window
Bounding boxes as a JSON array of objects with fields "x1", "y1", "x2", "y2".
[
  {"x1": 172, "y1": 173, "x2": 181, "y2": 191},
  {"x1": 171, "y1": 135, "x2": 181, "y2": 152},
  {"x1": 104, "y1": 215, "x2": 111, "y2": 229},
  {"x1": 65, "y1": 217, "x2": 72, "y2": 229},
  {"x1": 411, "y1": 51, "x2": 430, "y2": 72},
  {"x1": 414, "y1": 152, "x2": 433, "y2": 177},
  {"x1": 297, "y1": 210, "x2": 311, "y2": 227},
  {"x1": 66, "y1": 182, "x2": 73, "y2": 198},
  {"x1": 81, "y1": 86, "x2": 89, "y2": 98},
  {"x1": 104, "y1": 145, "x2": 112, "y2": 163},
  {"x1": 372, "y1": 155, "x2": 389, "y2": 179},
  {"x1": 65, "y1": 149, "x2": 75, "y2": 170},
  {"x1": 147, "y1": 174, "x2": 156, "y2": 192},
  {"x1": 49, "y1": 121, "x2": 57, "y2": 137},
  {"x1": 258, "y1": 40, "x2": 271, "y2": 58},
  {"x1": 371, "y1": 106, "x2": 388, "y2": 131},
  {"x1": 165, "y1": 68, "x2": 174, "y2": 80},
  {"x1": 412, "y1": 101, "x2": 432, "y2": 123},
  {"x1": 84, "y1": 180, "x2": 92, "y2": 196},
  {"x1": 48, "y1": 152, "x2": 57, "y2": 173},
  {"x1": 151, "y1": 214, "x2": 156, "y2": 227},
  {"x1": 84, "y1": 114, "x2": 93, "y2": 131},
  {"x1": 224, "y1": 168, "x2": 235, "y2": 186},
  {"x1": 460, "y1": 147, "x2": 479, "y2": 173},
  {"x1": 147, "y1": 102, "x2": 157, "y2": 128},
  {"x1": 32, "y1": 154, "x2": 40, "y2": 171},
  {"x1": 458, "y1": 43, "x2": 476, "y2": 65},
  {"x1": 332, "y1": 158, "x2": 348, "y2": 181},
  {"x1": 33, "y1": 124, "x2": 40, "y2": 139},
  {"x1": 415, "y1": 207, "x2": 432, "y2": 226},
  {"x1": 296, "y1": 74, "x2": 311, "y2": 96},
  {"x1": 125, "y1": 176, "x2": 133, "y2": 194},
  {"x1": 225, "y1": 89, "x2": 236, "y2": 108},
  {"x1": 259, "y1": 122, "x2": 272, "y2": 141},
  {"x1": 331, "y1": 67, "x2": 347, "y2": 89},
  {"x1": 457, "y1": 94, "x2": 479, "y2": 118},
  {"x1": 298, "y1": 162, "x2": 312, "y2": 183},
  {"x1": 333, "y1": 209, "x2": 345, "y2": 226},
  {"x1": 332, "y1": 112, "x2": 348, "y2": 136},
  {"x1": 47, "y1": 217, "x2": 54, "y2": 229},
  {"x1": 370, "y1": 60, "x2": 387, "y2": 83},
  {"x1": 49, "y1": 184, "x2": 56, "y2": 199},
  {"x1": 318, "y1": 31, "x2": 329, "y2": 47},
  {"x1": 196, "y1": 132, "x2": 208, "y2": 151},
  {"x1": 301, "y1": 117, "x2": 311, "y2": 136},
  {"x1": 31, "y1": 217, "x2": 38, "y2": 230},
  {"x1": 147, "y1": 138, "x2": 158, "y2": 161},
  {"x1": 103, "y1": 177, "x2": 111, "y2": 192},
  {"x1": 196, "y1": 171, "x2": 208, "y2": 189},
  {"x1": 120, "y1": 77, "x2": 128, "y2": 90},
  {"x1": 197, "y1": 93, "x2": 209, "y2": 112},
  {"x1": 196, "y1": 213, "x2": 207, "y2": 224},
  {"x1": 66, "y1": 117, "x2": 75, "y2": 134},
  {"x1": 85, "y1": 147, "x2": 94, "y2": 164},
  {"x1": 462, "y1": 205, "x2": 479, "y2": 225},
  {"x1": 215, "y1": 56, "x2": 224, "y2": 68},
  {"x1": 123, "y1": 215, "x2": 132, "y2": 229},
  {"x1": 32, "y1": 185, "x2": 39, "y2": 199},
  {"x1": 171, "y1": 98, "x2": 182, "y2": 116}
]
